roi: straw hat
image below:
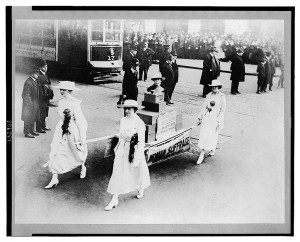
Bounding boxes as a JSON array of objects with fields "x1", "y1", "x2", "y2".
[
  {"x1": 123, "y1": 99, "x2": 139, "y2": 108},
  {"x1": 151, "y1": 72, "x2": 165, "y2": 80},
  {"x1": 209, "y1": 79, "x2": 222, "y2": 87},
  {"x1": 52, "y1": 81, "x2": 80, "y2": 91}
]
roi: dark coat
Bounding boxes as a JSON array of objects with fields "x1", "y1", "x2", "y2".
[
  {"x1": 123, "y1": 68, "x2": 139, "y2": 100},
  {"x1": 171, "y1": 60, "x2": 179, "y2": 83},
  {"x1": 265, "y1": 59, "x2": 273, "y2": 84},
  {"x1": 137, "y1": 47, "x2": 155, "y2": 67},
  {"x1": 257, "y1": 62, "x2": 266, "y2": 86},
  {"x1": 21, "y1": 77, "x2": 40, "y2": 122},
  {"x1": 37, "y1": 71, "x2": 52, "y2": 117},
  {"x1": 161, "y1": 62, "x2": 174, "y2": 91},
  {"x1": 200, "y1": 53, "x2": 220, "y2": 85},
  {"x1": 230, "y1": 54, "x2": 245, "y2": 82},
  {"x1": 122, "y1": 53, "x2": 135, "y2": 72}
]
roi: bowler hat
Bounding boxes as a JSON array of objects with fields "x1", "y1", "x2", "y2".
[
  {"x1": 123, "y1": 99, "x2": 139, "y2": 108},
  {"x1": 38, "y1": 59, "x2": 47, "y2": 67},
  {"x1": 209, "y1": 79, "x2": 222, "y2": 87},
  {"x1": 52, "y1": 81, "x2": 80, "y2": 91},
  {"x1": 130, "y1": 45, "x2": 138, "y2": 51},
  {"x1": 171, "y1": 50, "x2": 177, "y2": 56}
]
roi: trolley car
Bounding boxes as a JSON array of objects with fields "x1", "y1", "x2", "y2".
[{"x1": 15, "y1": 19, "x2": 124, "y2": 83}]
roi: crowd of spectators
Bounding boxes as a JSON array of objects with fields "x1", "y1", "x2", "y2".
[{"x1": 123, "y1": 30, "x2": 284, "y2": 66}]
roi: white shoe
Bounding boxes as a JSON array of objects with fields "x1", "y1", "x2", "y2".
[
  {"x1": 196, "y1": 152, "x2": 205, "y2": 165},
  {"x1": 80, "y1": 166, "x2": 87, "y2": 179},
  {"x1": 105, "y1": 199, "x2": 119, "y2": 211},
  {"x1": 44, "y1": 178, "x2": 59, "y2": 189},
  {"x1": 137, "y1": 190, "x2": 144, "y2": 199}
]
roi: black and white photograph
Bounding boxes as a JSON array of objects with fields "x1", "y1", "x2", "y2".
[{"x1": 6, "y1": 5, "x2": 294, "y2": 236}]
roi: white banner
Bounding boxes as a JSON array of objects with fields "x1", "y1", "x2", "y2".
[
  {"x1": 146, "y1": 128, "x2": 191, "y2": 166},
  {"x1": 156, "y1": 110, "x2": 177, "y2": 141}
]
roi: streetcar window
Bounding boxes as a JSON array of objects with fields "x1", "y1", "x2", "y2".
[
  {"x1": 91, "y1": 20, "x2": 104, "y2": 42},
  {"x1": 105, "y1": 20, "x2": 121, "y2": 42},
  {"x1": 90, "y1": 46, "x2": 122, "y2": 61}
]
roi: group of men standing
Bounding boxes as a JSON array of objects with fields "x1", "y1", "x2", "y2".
[
  {"x1": 21, "y1": 59, "x2": 53, "y2": 138},
  {"x1": 118, "y1": 42, "x2": 179, "y2": 107},
  {"x1": 256, "y1": 50, "x2": 277, "y2": 94}
]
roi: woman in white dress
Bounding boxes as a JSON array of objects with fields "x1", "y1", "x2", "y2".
[
  {"x1": 105, "y1": 99, "x2": 151, "y2": 211},
  {"x1": 43, "y1": 81, "x2": 88, "y2": 188},
  {"x1": 196, "y1": 79, "x2": 226, "y2": 164}
]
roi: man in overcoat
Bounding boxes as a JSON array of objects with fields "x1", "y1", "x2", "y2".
[
  {"x1": 230, "y1": 48, "x2": 245, "y2": 95},
  {"x1": 36, "y1": 59, "x2": 53, "y2": 133},
  {"x1": 137, "y1": 41, "x2": 155, "y2": 81},
  {"x1": 117, "y1": 45, "x2": 138, "y2": 107},
  {"x1": 161, "y1": 53, "x2": 174, "y2": 105},
  {"x1": 266, "y1": 51, "x2": 276, "y2": 91},
  {"x1": 200, "y1": 46, "x2": 221, "y2": 98},
  {"x1": 122, "y1": 58, "x2": 140, "y2": 101},
  {"x1": 21, "y1": 70, "x2": 40, "y2": 138}
]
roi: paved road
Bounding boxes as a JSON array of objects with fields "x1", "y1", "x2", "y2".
[{"x1": 13, "y1": 59, "x2": 285, "y2": 231}]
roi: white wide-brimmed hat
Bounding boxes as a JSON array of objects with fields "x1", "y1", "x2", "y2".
[
  {"x1": 151, "y1": 72, "x2": 165, "y2": 80},
  {"x1": 53, "y1": 81, "x2": 80, "y2": 91},
  {"x1": 123, "y1": 99, "x2": 139, "y2": 108},
  {"x1": 209, "y1": 79, "x2": 222, "y2": 87}
]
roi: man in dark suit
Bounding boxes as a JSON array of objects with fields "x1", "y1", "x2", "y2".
[
  {"x1": 266, "y1": 51, "x2": 276, "y2": 91},
  {"x1": 21, "y1": 70, "x2": 40, "y2": 138},
  {"x1": 137, "y1": 41, "x2": 155, "y2": 81},
  {"x1": 117, "y1": 45, "x2": 138, "y2": 107},
  {"x1": 36, "y1": 59, "x2": 53, "y2": 133},
  {"x1": 169, "y1": 50, "x2": 179, "y2": 101},
  {"x1": 161, "y1": 53, "x2": 174, "y2": 105},
  {"x1": 200, "y1": 46, "x2": 220, "y2": 98},
  {"x1": 230, "y1": 48, "x2": 245, "y2": 95}
]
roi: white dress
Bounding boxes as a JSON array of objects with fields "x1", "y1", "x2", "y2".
[
  {"x1": 107, "y1": 114, "x2": 151, "y2": 195},
  {"x1": 45, "y1": 95, "x2": 88, "y2": 174},
  {"x1": 198, "y1": 91, "x2": 226, "y2": 152}
]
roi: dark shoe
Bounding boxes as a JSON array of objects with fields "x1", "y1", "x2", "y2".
[
  {"x1": 25, "y1": 134, "x2": 35, "y2": 138},
  {"x1": 43, "y1": 127, "x2": 51, "y2": 131},
  {"x1": 31, "y1": 132, "x2": 39, "y2": 136},
  {"x1": 202, "y1": 95, "x2": 206, "y2": 98},
  {"x1": 231, "y1": 92, "x2": 236, "y2": 95},
  {"x1": 269, "y1": 89, "x2": 272, "y2": 91},
  {"x1": 235, "y1": 91, "x2": 241, "y2": 94},
  {"x1": 36, "y1": 130, "x2": 46, "y2": 133},
  {"x1": 256, "y1": 91, "x2": 261, "y2": 94},
  {"x1": 169, "y1": 101, "x2": 174, "y2": 104}
]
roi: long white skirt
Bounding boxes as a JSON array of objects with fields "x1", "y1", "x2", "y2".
[
  {"x1": 198, "y1": 112, "x2": 219, "y2": 152},
  {"x1": 46, "y1": 119, "x2": 88, "y2": 174},
  {"x1": 107, "y1": 139, "x2": 151, "y2": 195}
]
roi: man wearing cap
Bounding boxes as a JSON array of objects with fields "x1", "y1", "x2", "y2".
[
  {"x1": 136, "y1": 41, "x2": 155, "y2": 81},
  {"x1": 21, "y1": 70, "x2": 41, "y2": 138},
  {"x1": 122, "y1": 58, "x2": 140, "y2": 101},
  {"x1": 230, "y1": 48, "x2": 245, "y2": 95},
  {"x1": 117, "y1": 46, "x2": 138, "y2": 107},
  {"x1": 36, "y1": 59, "x2": 53, "y2": 133},
  {"x1": 200, "y1": 46, "x2": 221, "y2": 98}
]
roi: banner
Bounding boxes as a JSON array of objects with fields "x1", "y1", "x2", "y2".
[{"x1": 145, "y1": 128, "x2": 191, "y2": 166}]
